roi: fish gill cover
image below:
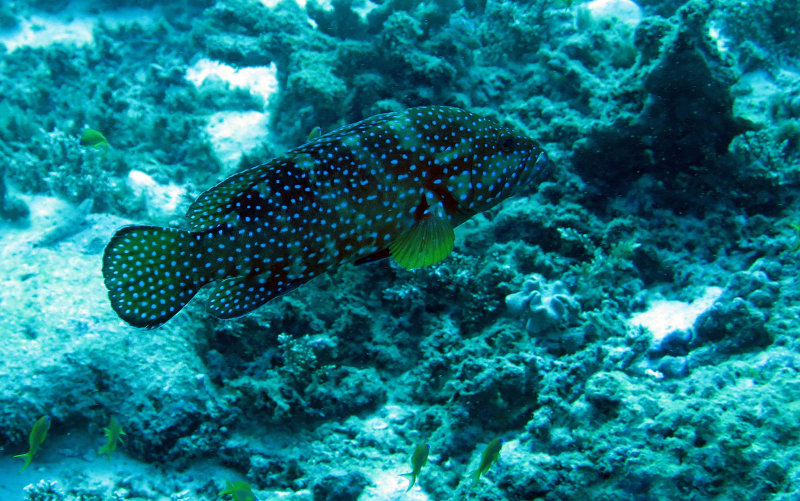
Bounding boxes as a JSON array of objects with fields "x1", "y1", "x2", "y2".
[{"x1": 0, "y1": 0, "x2": 800, "y2": 500}]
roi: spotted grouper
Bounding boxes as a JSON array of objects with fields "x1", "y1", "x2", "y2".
[{"x1": 102, "y1": 106, "x2": 551, "y2": 328}]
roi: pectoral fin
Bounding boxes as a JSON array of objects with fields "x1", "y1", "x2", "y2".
[{"x1": 389, "y1": 214, "x2": 454, "y2": 269}]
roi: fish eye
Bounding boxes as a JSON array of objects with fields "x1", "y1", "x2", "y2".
[{"x1": 499, "y1": 136, "x2": 516, "y2": 149}]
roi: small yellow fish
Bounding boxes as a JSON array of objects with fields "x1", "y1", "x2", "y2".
[
  {"x1": 220, "y1": 480, "x2": 257, "y2": 501},
  {"x1": 401, "y1": 443, "x2": 429, "y2": 491},
  {"x1": 98, "y1": 416, "x2": 126, "y2": 459},
  {"x1": 788, "y1": 222, "x2": 800, "y2": 252},
  {"x1": 469, "y1": 437, "x2": 502, "y2": 488},
  {"x1": 14, "y1": 416, "x2": 50, "y2": 472},
  {"x1": 306, "y1": 126, "x2": 322, "y2": 141},
  {"x1": 79, "y1": 128, "x2": 109, "y2": 153}
]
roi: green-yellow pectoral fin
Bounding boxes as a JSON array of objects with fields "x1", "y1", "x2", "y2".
[{"x1": 390, "y1": 214, "x2": 454, "y2": 270}]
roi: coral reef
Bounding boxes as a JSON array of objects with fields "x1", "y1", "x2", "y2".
[
  {"x1": 573, "y1": 0, "x2": 758, "y2": 213},
  {"x1": 506, "y1": 274, "x2": 581, "y2": 334},
  {"x1": 0, "y1": 168, "x2": 28, "y2": 221}
]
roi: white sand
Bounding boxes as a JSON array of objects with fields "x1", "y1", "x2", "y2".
[
  {"x1": 629, "y1": 286, "x2": 723, "y2": 341},
  {"x1": 0, "y1": 7, "x2": 156, "y2": 51}
]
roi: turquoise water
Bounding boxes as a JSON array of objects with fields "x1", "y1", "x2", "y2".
[{"x1": 0, "y1": 0, "x2": 799, "y2": 499}]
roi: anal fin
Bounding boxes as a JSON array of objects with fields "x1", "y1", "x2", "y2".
[{"x1": 206, "y1": 274, "x2": 311, "y2": 319}]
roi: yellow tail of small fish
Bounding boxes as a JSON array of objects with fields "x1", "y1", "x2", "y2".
[{"x1": 13, "y1": 452, "x2": 33, "y2": 472}]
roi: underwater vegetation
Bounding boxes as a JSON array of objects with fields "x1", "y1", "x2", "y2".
[{"x1": 1, "y1": 0, "x2": 800, "y2": 499}]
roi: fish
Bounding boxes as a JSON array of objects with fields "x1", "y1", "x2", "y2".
[
  {"x1": 789, "y1": 222, "x2": 800, "y2": 252},
  {"x1": 98, "y1": 416, "x2": 126, "y2": 460},
  {"x1": 80, "y1": 128, "x2": 109, "y2": 153},
  {"x1": 219, "y1": 480, "x2": 256, "y2": 501},
  {"x1": 306, "y1": 125, "x2": 322, "y2": 141},
  {"x1": 401, "y1": 443, "x2": 430, "y2": 491},
  {"x1": 469, "y1": 437, "x2": 503, "y2": 488},
  {"x1": 102, "y1": 106, "x2": 550, "y2": 328},
  {"x1": 14, "y1": 416, "x2": 50, "y2": 472}
]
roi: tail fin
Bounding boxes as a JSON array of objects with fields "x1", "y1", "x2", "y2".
[
  {"x1": 469, "y1": 470, "x2": 481, "y2": 489},
  {"x1": 102, "y1": 225, "x2": 210, "y2": 328},
  {"x1": 14, "y1": 452, "x2": 33, "y2": 472},
  {"x1": 400, "y1": 472, "x2": 416, "y2": 492}
]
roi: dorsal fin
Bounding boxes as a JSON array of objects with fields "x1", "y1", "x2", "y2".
[
  {"x1": 186, "y1": 162, "x2": 275, "y2": 231},
  {"x1": 185, "y1": 112, "x2": 397, "y2": 232}
]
